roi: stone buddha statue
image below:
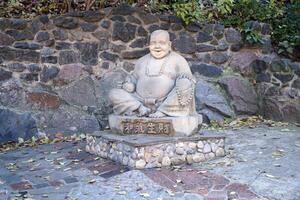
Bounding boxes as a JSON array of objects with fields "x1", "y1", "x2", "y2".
[{"x1": 109, "y1": 30, "x2": 198, "y2": 119}]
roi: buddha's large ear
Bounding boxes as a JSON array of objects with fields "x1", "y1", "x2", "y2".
[{"x1": 168, "y1": 41, "x2": 172, "y2": 50}]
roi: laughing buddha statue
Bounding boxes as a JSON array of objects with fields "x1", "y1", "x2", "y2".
[{"x1": 109, "y1": 30, "x2": 198, "y2": 119}]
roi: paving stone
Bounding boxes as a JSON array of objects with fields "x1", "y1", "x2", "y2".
[
  {"x1": 64, "y1": 176, "x2": 78, "y2": 184},
  {"x1": 33, "y1": 183, "x2": 50, "y2": 189},
  {"x1": 10, "y1": 182, "x2": 33, "y2": 190}
]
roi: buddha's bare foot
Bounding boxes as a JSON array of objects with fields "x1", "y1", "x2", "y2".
[
  {"x1": 138, "y1": 105, "x2": 151, "y2": 117},
  {"x1": 149, "y1": 111, "x2": 166, "y2": 118}
]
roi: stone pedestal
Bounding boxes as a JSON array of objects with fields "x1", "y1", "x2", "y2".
[
  {"x1": 86, "y1": 131, "x2": 225, "y2": 169},
  {"x1": 108, "y1": 114, "x2": 202, "y2": 137}
]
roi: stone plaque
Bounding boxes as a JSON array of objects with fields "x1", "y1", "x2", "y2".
[
  {"x1": 108, "y1": 115, "x2": 201, "y2": 136},
  {"x1": 122, "y1": 121, "x2": 173, "y2": 135}
]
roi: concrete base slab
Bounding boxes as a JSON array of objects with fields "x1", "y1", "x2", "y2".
[
  {"x1": 108, "y1": 114, "x2": 202, "y2": 137},
  {"x1": 86, "y1": 131, "x2": 225, "y2": 169}
]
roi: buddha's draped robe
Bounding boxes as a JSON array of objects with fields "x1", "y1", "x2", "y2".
[{"x1": 109, "y1": 51, "x2": 197, "y2": 117}]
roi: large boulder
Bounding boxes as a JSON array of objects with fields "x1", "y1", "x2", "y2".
[
  {"x1": 57, "y1": 76, "x2": 97, "y2": 107},
  {"x1": 0, "y1": 108, "x2": 38, "y2": 143},
  {"x1": 195, "y1": 80, "x2": 234, "y2": 121},
  {"x1": 0, "y1": 79, "x2": 24, "y2": 108},
  {"x1": 34, "y1": 105, "x2": 100, "y2": 134},
  {"x1": 219, "y1": 75, "x2": 258, "y2": 115},
  {"x1": 229, "y1": 49, "x2": 258, "y2": 75},
  {"x1": 263, "y1": 97, "x2": 300, "y2": 124},
  {"x1": 94, "y1": 70, "x2": 128, "y2": 128}
]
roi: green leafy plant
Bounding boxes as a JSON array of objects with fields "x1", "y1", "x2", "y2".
[
  {"x1": 271, "y1": 2, "x2": 300, "y2": 59},
  {"x1": 242, "y1": 25, "x2": 263, "y2": 45},
  {"x1": 171, "y1": 0, "x2": 203, "y2": 25}
]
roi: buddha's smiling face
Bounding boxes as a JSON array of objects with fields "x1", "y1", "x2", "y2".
[{"x1": 149, "y1": 30, "x2": 171, "y2": 59}]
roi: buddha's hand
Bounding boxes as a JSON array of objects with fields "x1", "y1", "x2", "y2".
[{"x1": 122, "y1": 82, "x2": 135, "y2": 93}]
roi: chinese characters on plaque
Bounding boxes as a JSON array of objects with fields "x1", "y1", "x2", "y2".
[{"x1": 122, "y1": 121, "x2": 172, "y2": 135}]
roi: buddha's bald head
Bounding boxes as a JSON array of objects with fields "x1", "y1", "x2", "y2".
[
  {"x1": 150, "y1": 30, "x2": 170, "y2": 42},
  {"x1": 149, "y1": 30, "x2": 171, "y2": 59}
]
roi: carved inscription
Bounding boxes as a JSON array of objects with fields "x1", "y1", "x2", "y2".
[{"x1": 122, "y1": 121, "x2": 172, "y2": 135}]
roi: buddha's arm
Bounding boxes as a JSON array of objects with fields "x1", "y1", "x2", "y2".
[
  {"x1": 175, "y1": 56, "x2": 196, "y2": 88},
  {"x1": 122, "y1": 60, "x2": 141, "y2": 93}
]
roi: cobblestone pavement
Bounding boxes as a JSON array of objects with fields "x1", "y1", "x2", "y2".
[{"x1": 0, "y1": 126, "x2": 299, "y2": 200}]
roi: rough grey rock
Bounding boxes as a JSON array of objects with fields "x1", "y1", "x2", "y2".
[
  {"x1": 137, "y1": 26, "x2": 148, "y2": 37},
  {"x1": 53, "y1": 16, "x2": 79, "y2": 29},
  {"x1": 0, "y1": 32, "x2": 15, "y2": 46},
  {"x1": 35, "y1": 105, "x2": 100, "y2": 134},
  {"x1": 186, "y1": 22, "x2": 201, "y2": 32},
  {"x1": 101, "y1": 20, "x2": 111, "y2": 29},
  {"x1": 213, "y1": 24, "x2": 225, "y2": 39},
  {"x1": 7, "y1": 63, "x2": 26, "y2": 72},
  {"x1": 55, "y1": 42, "x2": 71, "y2": 50},
  {"x1": 0, "y1": 68, "x2": 12, "y2": 81},
  {"x1": 219, "y1": 75, "x2": 258, "y2": 115},
  {"x1": 256, "y1": 73, "x2": 271, "y2": 83},
  {"x1": 28, "y1": 19, "x2": 42, "y2": 34},
  {"x1": 196, "y1": 44, "x2": 215, "y2": 52},
  {"x1": 27, "y1": 64, "x2": 41, "y2": 72},
  {"x1": 211, "y1": 52, "x2": 228, "y2": 64},
  {"x1": 262, "y1": 97, "x2": 300, "y2": 124},
  {"x1": 55, "y1": 63, "x2": 84, "y2": 85},
  {"x1": 173, "y1": 35, "x2": 196, "y2": 54},
  {"x1": 129, "y1": 38, "x2": 147, "y2": 48},
  {"x1": 229, "y1": 50, "x2": 258, "y2": 75},
  {"x1": 197, "y1": 31, "x2": 213, "y2": 43},
  {"x1": 59, "y1": 50, "x2": 80, "y2": 65},
  {"x1": 100, "y1": 51, "x2": 119, "y2": 62},
  {"x1": 251, "y1": 59, "x2": 268, "y2": 74},
  {"x1": 148, "y1": 24, "x2": 160, "y2": 33},
  {"x1": 5, "y1": 29, "x2": 34, "y2": 41},
  {"x1": 58, "y1": 76, "x2": 97, "y2": 107},
  {"x1": 112, "y1": 22, "x2": 136, "y2": 42},
  {"x1": 0, "y1": 79, "x2": 24, "y2": 107},
  {"x1": 20, "y1": 72, "x2": 38, "y2": 82},
  {"x1": 0, "y1": 108, "x2": 38, "y2": 143},
  {"x1": 74, "y1": 42, "x2": 99, "y2": 65},
  {"x1": 0, "y1": 46, "x2": 40, "y2": 63},
  {"x1": 292, "y1": 78, "x2": 300, "y2": 89},
  {"x1": 38, "y1": 15, "x2": 49, "y2": 24},
  {"x1": 40, "y1": 66, "x2": 60, "y2": 82},
  {"x1": 126, "y1": 16, "x2": 141, "y2": 26},
  {"x1": 111, "y1": 15, "x2": 126, "y2": 22},
  {"x1": 273, "y1": 73, "x2": 294, "y2": 84},
  {"x1": 41, "y1": 56, "x2": 57, "y2": 64},
  {"x1": 36, "y1": 31, "x2": 50, "y2": 42},
  {"x1": 52, "y1": 29, "x2": 68, "y2": 40},
  {"x1": 80, "y1": 22, "x2": 98, "y2": 32},
  {"x1": 225, "y1": 28, "x2": 242, "y2": 44},
  {"x1": 191, "y1": 63, "x2": 223, "y2": 77},
  {"x1": 81, "y1": 11, "x2": 105, "y2": 22},
  {"x1": 195, "y1": 79, "x2": 234, "y2": 121},
  {"x1": 270, "y1": 59, "x2": 289, "y2": 72}
]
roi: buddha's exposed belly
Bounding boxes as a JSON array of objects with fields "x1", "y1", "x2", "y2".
[{"x1": 136, "y1": 76, "x2": 175, "y2": 99}]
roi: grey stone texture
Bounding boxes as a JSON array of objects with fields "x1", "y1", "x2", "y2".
[
  {"x1": 86, "y1": 131, "x2": 224, "y2": 168},
  {"x1": 0, "y1": 108, "x2": 38, "y2": 143},
  {"x1": 219, "y1": 75, "x2": 259, "y2": 115},
  {"x1": 58, "y1": 76, "x2": 97, "y2": 107},
  {"x1": 195, "y1": 80, "x2": 234, "y2": 121}
]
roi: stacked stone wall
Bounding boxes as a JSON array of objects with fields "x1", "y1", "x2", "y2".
[{"x1": 0, "y1": 4, "x2": 299, "y2": 142}]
